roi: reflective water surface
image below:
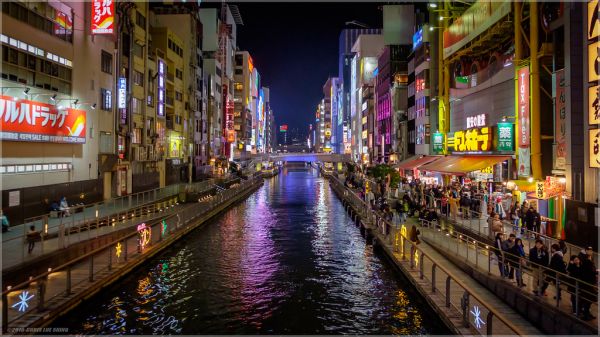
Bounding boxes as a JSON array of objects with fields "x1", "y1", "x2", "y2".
[{"x1": 56, "y1": 167, "x2": 449, "y2": 334}]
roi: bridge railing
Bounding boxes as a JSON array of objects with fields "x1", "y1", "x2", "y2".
[
  {"x1": 327, "y1": 176, "x2": 524, "y2": 335},
  {"x1": 1, "y1": 176, "x2": 264, "y2": 333}
]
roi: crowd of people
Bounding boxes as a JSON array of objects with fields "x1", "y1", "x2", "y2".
[{"x1": 344, "y1": 170, "x2": 597, "y2": 321}]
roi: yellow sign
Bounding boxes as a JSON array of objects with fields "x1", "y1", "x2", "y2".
[
  {"x1": 479, "y1": 166, "x2": 493, "y2": 174},
  {"x1": 588, "y1": 0, "x2": 599, "y2": 41},
  {"x1": 590, "y1": 85, "x2": 600, "y2": 125},
  {"x1": 365, "y1": 181, "x2": 370, "y2": 193},
  {"x1": 453, "y1": 127, "x2": 491, "y2": 152},
  {"x1": 536, "y1": 182, "x2": 545, "y2": 199},
  {"x1": 590, "y1": 129, "x2": 600, "y2": 168},
  {"x1": 589, "y1": 41, "x2": 600, "y2": 83}
]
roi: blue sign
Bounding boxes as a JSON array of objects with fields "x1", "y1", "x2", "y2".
[{"x1": 413, "y1": 28, "x2": 423, "y2": 50}]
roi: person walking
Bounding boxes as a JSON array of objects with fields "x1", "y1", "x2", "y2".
[
  {"x1": 578, "y1": 249, "x2": 597, "y2": 320},
  {"x1": 502, "y1": 233, "x2": 517, "y2": 280},
  {"x1": 529, "y1": 239, "x2": 550, "y2": 296},
  {"x1": 567, "y1": 254, "x2": 582, "y2": 314},
  {"x1": 508, "y1": 238, "x2": 527, "y2": 287},
  {"x1": 545, "y1": 243, "x2": 567, "y2": 301},
  {"x1": 525, "y1": 206, "x2": 536, "y2": 238},
  {"x1": 487, "y1": 211, "x2": 497, "y2": 240},
  {"x1": 26, "y1": 225, "x2": 39, "y2": 254},
  {"x1": 494, "y1": 233, "x2": 507, "y2": 278},
  {"x1": 510, "y1": 202, "x2": 520, "y2": 233}
]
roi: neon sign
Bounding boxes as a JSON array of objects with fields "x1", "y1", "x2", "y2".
[
  {"x1": 91, "y1": 0, "x2": 115, "y2": 35},
  {"x1": 452, "y1": 127, "x2": 492, "y2": 152},
  {"x1": 137, "y1": 223, "x2": 151, "y2": 250},
  {"x1": 157, "y1": 58, "x2": 165, "y2": 117}
]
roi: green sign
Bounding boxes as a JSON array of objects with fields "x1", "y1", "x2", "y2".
[
  {"x1": 497, "y1": 122, "x2": 514, "y2": 151},
  {"x1": 432, "y1": 132, "x2": 444, "y2": 154}
]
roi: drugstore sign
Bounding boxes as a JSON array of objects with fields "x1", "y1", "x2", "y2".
[
  {"x1": 452, "y1": 127, "x2": 492, "y2": 152},
  {"x1": 91, "y1": 0, "x2": 115, "y2": 35},
  {"x1": 0, "y1": 95, "x2": 86, "y2": 144}
]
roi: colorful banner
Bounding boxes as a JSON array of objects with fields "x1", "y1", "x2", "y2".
[
  {"x1": 442, "y1": 0, "x2": 511, "y2": 59},
  {"x1": 91, "y1": 0, "x2": 115, "y2": 35},
  {"x1": 0, "y1": 95, "x2": 86, "y2": 144},
  {"x1": 517, "y1": 66, "x2": 531, "y2": 177},
  {"x1": 555, "y1": 69, "x2": 566, "y2": 170}
]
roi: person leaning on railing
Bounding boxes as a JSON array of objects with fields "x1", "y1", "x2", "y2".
[{"x1": 529, "y1": 239, "x2": 550, "y2": 296}]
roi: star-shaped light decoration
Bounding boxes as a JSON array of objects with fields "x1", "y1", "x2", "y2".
[
  {"x1": 12, "y1": 291, "x2": 34, "y2": 312},
  {"x1": 470, "y1": 305, "x2": 486, "y2": 329},
  {"x1": 115, "y1": 242, "x2": 122, "y2": 259}
]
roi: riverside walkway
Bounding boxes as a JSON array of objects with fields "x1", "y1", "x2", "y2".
[
  {"x1": 330, "y1": 173, "x2": 598, "y2": 334},
  {"x1": 326, "y1": 175, "x2": 541, "y2": 336},
  {"x1": 1, "y1": 176, "x2": 263, "y2": 333},
  {"x1": 1, "y1": 180, "x2": 223, "y2": 269}
]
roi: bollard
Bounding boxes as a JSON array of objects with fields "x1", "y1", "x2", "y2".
[
  {"x1": 432, "y1": 264, "x2": 436, "y2": 293},
  {"x1": 37, "y1": 278, "x2": 46, "y2": 312},
  {"x1": 445, "y1": 276, "x2": 451, "y2": 307},
  {"x1": 89, "y1": 255, "x2": 94, "y2": 282},
  {"x1": 461, "y1": 291, "x2": 470, "y2": 328},
  {"x1": 486, "y1": 311, "x2": 493, "y2": 335},
  {"x1": 66, "y1": 267, "x2": 72, "y2": 295}
]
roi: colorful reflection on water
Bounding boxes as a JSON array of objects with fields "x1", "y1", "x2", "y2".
[{"x1": 57, "y1": 167, "x2": 449, "y2": 334}]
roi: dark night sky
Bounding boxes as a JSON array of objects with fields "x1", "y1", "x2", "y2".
[{"x1": 232, "y1": 2, "x2": 383, "y2": 138}]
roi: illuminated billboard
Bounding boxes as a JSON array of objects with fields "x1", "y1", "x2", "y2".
[
  {"x1": 280, "y1": 124, "x2": 288, "y2": 132},
  {"x1": 0, "y1": 96, "x2": 86, "y2": 144},
  {"x1": 157, "y1": 58, "x2": 165, "y2": 117},
  {"x1": 91, "y1": 0, "x2": 115, "y2": 35}
]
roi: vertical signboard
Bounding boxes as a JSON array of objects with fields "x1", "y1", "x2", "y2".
[
  {"x1": 432, "y1": 132, "x2": 444, "y2": 154},
  {"x1": 118, "y1": 77, "x2": 127, "y2": 124},
  {"x1": 91, "y1": 0, "x2": 115, "y2": 35},
  {"x1": 554, "y1": 69, "x2": 567, "y2": 170},
  {"x1": 496, "y1": 122, "x2": 514, "y2": 151},
  {"x1": 590, "y1": 129, "x2": 600, "y2": 168},
  {"x1": 157, "y1": 58, "x2": 165, "y2": 117},
  {"x1": 517, "y1": 66, "x2": 531, "y2": 177}
]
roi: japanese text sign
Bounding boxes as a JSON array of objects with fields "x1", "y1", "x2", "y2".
[
  {"x1": 555, "y1": 69, "x2": 567, "y2": 170},
  {"x1": 452, "y1": 127, "x2": 491, "y2": 152},
  {"x1": 590, "y1": 85, "x2": 600, "y2": 125},
  {"x1": 497, "y1": 122, "x2": 514, "y2": 151},
  {"x1": 518, "y1": 66, "x2": 530, "y2": 147},
  {"x1": 432, "y1": 132, "x2": 444, "y2": 153},
  {"x1": 536, "y1": 182, "x2": 545, "y2": 199},
  {"x1": 0, "y1": 96, "x2": 86, "y2": 144},
  {"x1": 91, "y1": 0, "x2": 114, "y2": 35},
  {"x1": 590, "y1": 129, "x2": 600, "y2": 168}
]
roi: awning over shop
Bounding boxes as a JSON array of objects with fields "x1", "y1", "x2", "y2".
[
  {"x1": 419, "y1": 155, "x2": 511, "y2": 176},
  {"x1": 396, "y1": 155, "x2": 440, "y2": 170}
]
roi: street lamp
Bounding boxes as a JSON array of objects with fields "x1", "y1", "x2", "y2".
[{"x1": 429, "y1": 3, "x2": 438, "y2": 8}]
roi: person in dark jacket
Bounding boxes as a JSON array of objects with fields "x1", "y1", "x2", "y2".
[
  {"x1": 578, "y1": 250, "x2": 597, "y2": 320},
  {"x1": 502, "y1": 233, "x2": 516, "y2": 279},
  {"x1": 567, "y1": 255, "x2": 582, "y2": 314},
  {"x1": 494, "y1": 233, "x2": 507, "y2": 278},
  {"x1": 543, "y1": 243, "x2": 567, "y2": 300},
  {"x1": 525, "y1": 207, "x2": 536, "y2": 237},
  {"x1": 529, "y1": 239, "x2": 549, "y2": 295},
  {"x1": 508, "y1": 238, "x2": 527, "y2": 287}
]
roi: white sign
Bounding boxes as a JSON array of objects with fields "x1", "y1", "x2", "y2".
[
  {"x1": 8, "y1": 190, "x2": 19, "y2": 207},
  {"x1": 118, "y1": 77, "x2": 126, "y2": 109},
  {"x1": 466, "y1": 114, "x2": 487, "y2": 129}
]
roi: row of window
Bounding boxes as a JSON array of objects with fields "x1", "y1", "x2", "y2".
[
  {"x1": 2, "y1": 2, "x2": 73, "y2": 43},
  {"x1": 2, "y1": 45, "x2": 71, "y2": 94},
  {"x1": 168, "y1": 38, "x2": 183, "y2": 57}
]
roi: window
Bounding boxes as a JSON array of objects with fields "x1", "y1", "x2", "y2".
[
  {"x1": 136, "y1": 11, "x2": 146, "y2": 29},
  {"x1": 175, "y1": 69, "x2": 182, "y2": 80},
  {"x1": 132, "y1": 128, "x2": 142, "y2": 144},
  {"x1": 99, "y1": 132, "x2": 114, "y2": 154},
  {"x1": 132, "y1": 97, "x2": 142, "y2": 114},
  {"x1": 133, "y1": 70, "x2": 144, "y2": 86},
  {"x1": 101, "y1": 50, "x2": 112, "y2": 74},
  {"x1": 147, "y1": 95, "x2": 154, "y2": 107},
  {"x1": 132, "y1": 43, "x2": 143, "y2": 58},
  {"x1": 175, "y1": 91, "x2": 182, "y2": 101},
  {"x1": 100, "y1": 88, "x2": 112, "y2": 110},
  {"x1": 235, "y1": 68, "x2": 243, "y2": 75}
]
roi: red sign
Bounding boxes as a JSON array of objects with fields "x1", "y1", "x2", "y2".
[
  {"x1": 518, "y1": 66, "x2": 530, "y2": 147},
  {"x1": 91, "y1": 0, "x2": 115, "y2": 35},
  {"x1": 280, "y1": 124, "x2": 288, "y2": 132},
  {"x1": 0, "y1": 95, "x2": 86, "y2": 143}
]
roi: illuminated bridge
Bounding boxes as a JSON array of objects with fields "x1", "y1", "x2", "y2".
[{"x1": 261, "y1": 152, "x2": 351, "y2": 163}]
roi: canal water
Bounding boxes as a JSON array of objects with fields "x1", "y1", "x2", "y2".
[{"x1": 55, "y1": 167, "x2": 449, "y2": 334}]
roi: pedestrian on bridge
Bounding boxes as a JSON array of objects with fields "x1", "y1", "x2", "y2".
[
  {"x1": 508, "y1": 238, "x2": 527, "y2": 287},
  {"x1": 494, "y1": 233, "x2": 508, "y2": 278},
  {"x1": 26, "y1": 225, "x2": 40, "y2": 254},
  {"x1": 529, "y1": 239, "x2": 550, "y2": 296}
]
